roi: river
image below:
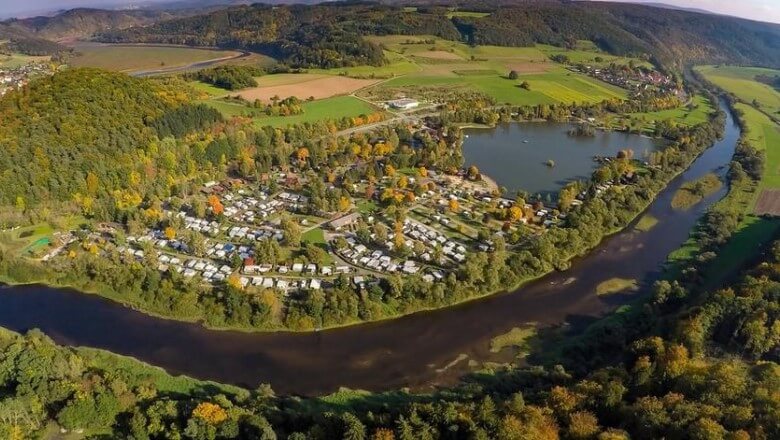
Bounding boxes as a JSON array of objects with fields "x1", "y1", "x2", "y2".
[{"x1": 0, "y1": 101, "x2": 739, "y2": 396}]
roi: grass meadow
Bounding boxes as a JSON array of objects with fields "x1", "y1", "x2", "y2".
[{"x1": 67, "y1": 43, "x2": 241, "y2": 72}]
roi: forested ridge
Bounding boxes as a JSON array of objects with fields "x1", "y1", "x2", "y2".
[
  {"x1": 94, "y1": 1, "x2": 780, "y2": 69},
  {"x1": 0, "y1": 69, "x2": 221, "y2": 205}
]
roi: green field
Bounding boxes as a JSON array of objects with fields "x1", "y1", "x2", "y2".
[
  {"x1": 331, "y1": 36, "x2": 629, "y2": 105},
  {"x1": 631, "y1": 95, "x2": 714, "y2": 127},
  {"x1": 0, "y1": 53, "x2": 50, "y2": 68},
  {"x1": 190, "y1": 80, "x2": 230, "y2": 97},
  {"x1": 67, "y1": 43, "x2": 242, "y2": 73},
  {"x1": 204, "y1": 95, "x2": 380, "y2": 128},
  {"x1": 302, "y1": 227, "x2": 326, "y2": 245},
  {"x1": 737, "y1": 103, "x2": 780, "y2": 189},
  {"x1": 696, "y1": 65, "x2": 780, "y2": 116},
  {"x1": 377, "y1": 67, "x2": 625, "y2": 105},
  {"x1": 538, "y1": 42, "x2": 652, "y2": 68}
]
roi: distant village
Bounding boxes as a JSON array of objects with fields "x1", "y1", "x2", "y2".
[
  {"x1": 0, "y1": 62, "x2": 53, "y2": 97},
  {"x1": 571, "y1": 64, "x2": 685, "y2": 101}
]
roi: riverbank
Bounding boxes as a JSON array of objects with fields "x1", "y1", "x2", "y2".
[{"x1": 0, "y1": 106, "x2": 724, "y2": 336}]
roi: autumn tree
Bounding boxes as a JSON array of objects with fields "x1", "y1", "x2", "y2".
[
  {"x1": 191, "y1": 402, "x2": 228, "y2": 425},
  {"x1": 338, "y1": 196, "x2": 351, "y2": 212},
  {"x1": 207, "y1": 195, "x2": 224, "y2": 216}
]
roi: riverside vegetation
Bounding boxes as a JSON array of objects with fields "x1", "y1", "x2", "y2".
[{"x1": 0, "y1": 66, "x2": 727, "y2": 332}]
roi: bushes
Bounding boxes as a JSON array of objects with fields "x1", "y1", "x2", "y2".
[{"x1": 187, "y1": 66, "x2": 264, "y2": 91}]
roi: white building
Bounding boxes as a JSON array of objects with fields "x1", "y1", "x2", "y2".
[{"x1": 387, "y1": 98, "x2": 420, "y2": 110}]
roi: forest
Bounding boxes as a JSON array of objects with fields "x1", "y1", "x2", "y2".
[
  {"x1": 186, "y1": 65, "x2": 265, "y2": 91},
  {"x1": 93, "y1": 1, "x2": 780, "y2": 69}
]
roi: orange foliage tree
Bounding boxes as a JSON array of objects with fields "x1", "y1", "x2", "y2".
[
  {"x1": 207, "y1": 195, "x2": 224, "y2": 216},
  {"x1": 192, "y1": 402, "x2": 228, "y2": 425}
]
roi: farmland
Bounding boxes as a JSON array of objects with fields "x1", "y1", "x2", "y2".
[
  {"x1": 66, "y1": 42, "x2": 243, "y2": 73},
  {"x1": 696, "y1": 65, "x2": 780, "y2": 116},
  {"x1": 0, "y1": 53, "x2": 50, "y2": 68},
  {"x1": 344, "y1": 35, "x2": 627, "y2": 105},
  {"x1": 204, "y1": 95, "x2": 380, "y2": 128},
  {"x1": 538, "y1": 41, "x2": 653, "y2": 68},
  {"x1": 235, "y1": 74, "x2": 380, "y2": 102}
]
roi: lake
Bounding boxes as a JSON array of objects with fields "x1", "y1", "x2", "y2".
[{"x1": 463, "y1": 123, "x2": 665, "y2": 197}]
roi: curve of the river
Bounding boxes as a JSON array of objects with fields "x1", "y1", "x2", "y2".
[{"x1": 0, "y1": 101, "x2": 740, "y2": 396}]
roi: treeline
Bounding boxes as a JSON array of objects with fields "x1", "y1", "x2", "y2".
[
  {"x1": 94, "y1": 2, "x2": 780, "y2": 69},
  {"x1": 150, "y1": 104, "x2": 224, "y2": 139},
  {"x1": 185, "y1": 65, "x2": 264, "y2": 91},
  {"x1": 96, "y1": 4, "x2": 388, "y2": 69}
]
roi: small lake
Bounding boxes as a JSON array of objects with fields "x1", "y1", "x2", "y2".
[{"x1": 463, "y1": 123, "x2": 665, "y2": 197}]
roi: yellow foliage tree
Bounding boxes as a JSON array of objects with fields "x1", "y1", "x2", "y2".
[
  {"x1": 192, "y1": 402, "x2": 228, "y2": 425},
  {"x1": 296, "y1": 147, "x2": 310, "y2": 162},
  {"x1": 509, "y1": 206, "x2": 523, "y2": 222},
  {"x1": 338, "y1": 197, "x2": 351, "y2": 212},
  {"x1": 449, "y1": 199, "x2": 460, "y2": 212},
  {"x1": 164, "y1": 226, "x2": 176, "y2": 240},
  {"x1": 227, "y1": 273, "x2": 243, "y2": 290}
]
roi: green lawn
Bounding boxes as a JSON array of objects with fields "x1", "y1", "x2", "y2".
[
  {"x1": 302, "y1": 227, "x2": 326, "y2": 245},
  {"x1": 310, "y1": 51, "x2": 421, "y2": 78},
  {"x1": 203, "y1": 95, "x2": 380, "y2": 128}
]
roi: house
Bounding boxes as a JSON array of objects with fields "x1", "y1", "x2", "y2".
[{"x1": 330, "y1": 212, "x2": 361, "y2": 230}]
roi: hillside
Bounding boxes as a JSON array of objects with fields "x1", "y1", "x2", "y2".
[
  {"x1": 0, "y1": 69, "x2": 220, "y2": 205},
  {"x1": 3, "y1": 8, "x2": 178, "y2": 41},
  {"x1": 97, "y1": 1, "x2": 780, "y2": 69}
]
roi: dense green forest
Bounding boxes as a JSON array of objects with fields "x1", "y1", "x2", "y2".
[
  {"x1": 0, "y1": 69, "x2": 218, "y2": 205},
  {"x1": 185, "y1": 65, "x2": 265, "y2": 90},
  {"x1": 93, "y1": 1, "x2": 780, "y2": 69},
  {"x1": 1, "y1": 233, "x2": 777, "y2": 439}
]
